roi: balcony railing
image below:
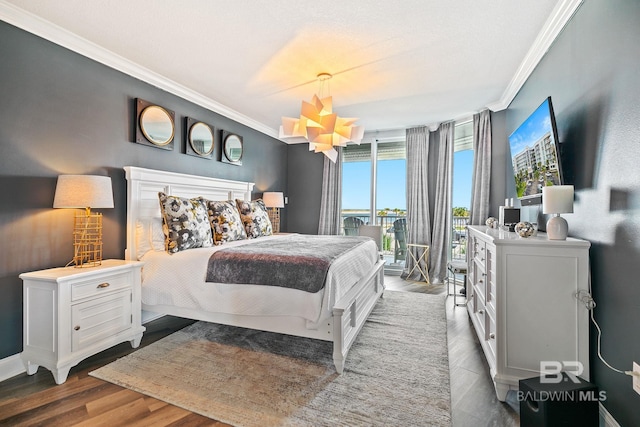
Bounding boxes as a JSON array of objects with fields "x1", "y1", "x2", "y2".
[{"x1": 341, "y1": 212, "x2": 469, "y2": 261}]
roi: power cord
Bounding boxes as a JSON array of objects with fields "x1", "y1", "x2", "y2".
[{"x1": 578, "y1": 279, "x2": 640, "y2": 379}]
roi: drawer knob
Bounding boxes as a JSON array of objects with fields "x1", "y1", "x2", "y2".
[
  {"x1": 74, "y1": 325, "x2": 80, "y2": 331},
  {"x1": 97, "y1": 282, "x2": 110, "y2": 289},
  {"x1": 490, "y1": 333, "x2": 495, "y2": 339},
  {"x1": 478, "y1": 310, "x2": 484, "y2": 314}
]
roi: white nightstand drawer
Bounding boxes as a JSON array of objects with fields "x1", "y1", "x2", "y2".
[
  {"x1": 71, "y1": 290, "x2": 132, "y2": 352},
  {"x1": 71, "y1": 272, "x2": 131, "y2": 302}
]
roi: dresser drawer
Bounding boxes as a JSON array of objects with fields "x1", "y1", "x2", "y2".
[
  {"x1": 472, "y1": 238, "x2": 486, "y2": 267},
  {"x1": 486, "y1": 309, "x2": 497, "y2": 361},
  {"x1": 472, "y1": 261, "x2": 486, "y2": 303},
  {"x1": 71, "y1": 271, "x2": 131, "y2": 301},
  {"x1": 71, "y1": 290, "x2": 132, "y2": 352},
  {"x1": 473, "y1": 297, "x2": 486, "y2": 337}
]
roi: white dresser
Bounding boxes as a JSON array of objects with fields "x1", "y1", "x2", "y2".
[
  {"x1": 20, "y1": 260, "x2": 145, "y2": 384},
  {"x1": 466, "y1": 225, "x2": 591, "y2": 400}
]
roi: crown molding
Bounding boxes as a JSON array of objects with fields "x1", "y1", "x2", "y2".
[
  {"x1": 486, "y1": 0, "x2": 583, "y2": 112},
  {"x1": 0, "y1": 1, "x2": 279, "y2": 139}
]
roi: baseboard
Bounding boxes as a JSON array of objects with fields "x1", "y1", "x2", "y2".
[
  {"x1": 0, "y1": 353, "x2": 25, "y2": 382},
  {"x1": 142, "y1": 310, "x2": 165, "y2": 324},
  {"x1": 600, "y1": 402, "x2": 621, "y2": 427}
]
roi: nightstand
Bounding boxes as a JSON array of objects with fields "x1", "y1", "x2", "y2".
[{"x1": 19, "y1": 260, "x2": 145, "y2": 384}]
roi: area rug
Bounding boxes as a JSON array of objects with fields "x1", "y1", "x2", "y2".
[{"x1": 90, "y1": 290, "x2": 451, "y2": 426}]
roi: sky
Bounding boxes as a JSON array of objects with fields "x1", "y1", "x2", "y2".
[{"x1": 342, "y1": 149, "x2": 474, "y2": 211}]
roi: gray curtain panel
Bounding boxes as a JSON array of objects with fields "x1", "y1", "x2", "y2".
[
  {"x1": 429, "y1": 122, "x2": 454, "y2": 284},
  {"x1": 318, "y1": 148, "x2": 343, "y2": 235},
  {"x1": 402, "y1": 126, "x2": 431, "y2": 280},
  {"x1": 470, "y1": 109, "x2": 492, "y2": 225}
]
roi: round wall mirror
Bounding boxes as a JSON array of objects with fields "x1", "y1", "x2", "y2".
[
  {"x1": 139, "y1": 105, "x2": 174, "y2": 146},
  {"x1": 189, "y1": 122, "x2": 214, "y2": 156},
  {"x1": 223, "y1": 134, "x2": 243, "y2": 163}
]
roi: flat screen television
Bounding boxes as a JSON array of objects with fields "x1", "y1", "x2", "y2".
[{"x1": 508, "y1": 96, "x2": 564, "y2": 206}]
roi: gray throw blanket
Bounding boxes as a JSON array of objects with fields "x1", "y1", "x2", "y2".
[{"x1": 206, "y1": 234, "x2": 371, "y2": 293}]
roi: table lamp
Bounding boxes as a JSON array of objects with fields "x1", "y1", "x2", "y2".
[
  {"x1": 262, "y1": 191, "x2": 284, "y2": 233},
  {"x1": 53, "y1": 175, "x2": 114, "y2": 267},
  {"x1": 542, "y1": 185, "x2": 574, "y2": 240}
]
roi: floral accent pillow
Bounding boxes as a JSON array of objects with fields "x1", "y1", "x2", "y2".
[
  {"x1": 158, "y1": 192, "x2": 213, "y2": 253},
  {"x1": 235, "y1": 199, "x2": 273, "y2": 238},
  {"x1": 206, "y1": 200, "x2": 247, "y2": 244}
]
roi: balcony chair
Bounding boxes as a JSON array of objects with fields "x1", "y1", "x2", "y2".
[
  {"x1": 343, "y1": 216, "x2": 364, "y2": 236},
  {"x1": 392, "y1": 218, "x2": 407, "y2": 263}
]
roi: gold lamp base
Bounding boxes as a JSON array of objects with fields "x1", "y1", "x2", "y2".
[
  {"x1": 73, "y1": 210, "x2": 103, "y2": 267},
  {"x1": 267, "y1": 208, "x2": 281, "y2": 234}
]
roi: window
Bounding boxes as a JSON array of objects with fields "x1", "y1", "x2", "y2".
[
  {"x1": 342, "y1": 140, "x2": 407, "y2": 273},
  {"x1": 452, "y1": 121, "x2": 474, "y2": 260}
]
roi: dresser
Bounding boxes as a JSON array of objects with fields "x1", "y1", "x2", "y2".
[
  {"x1": 20, "y1": 260, "x2": 145, "y2": 384},
  {"x1": 466, "y1": 225, "x2": 591, "y2": 401}
]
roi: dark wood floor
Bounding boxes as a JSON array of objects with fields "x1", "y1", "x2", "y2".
[{"x1": 0, "y1": 276, "x2": 519, "y2": 426}]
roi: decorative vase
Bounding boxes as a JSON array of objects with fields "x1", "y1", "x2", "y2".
[{"x1": 514, "y1": 221, "x2": 535, "y2": 238}]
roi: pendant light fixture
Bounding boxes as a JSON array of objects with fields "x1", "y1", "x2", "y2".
[{"x1": 279, "y1": 73, "x2": 364, "y2": 162}]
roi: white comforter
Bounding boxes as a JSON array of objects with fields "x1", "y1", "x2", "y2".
[{"x1": 140, "y1": 234, "x2": 378, "y2": 328}]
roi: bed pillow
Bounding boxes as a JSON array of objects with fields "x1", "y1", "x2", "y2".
[
  {"x1": 235, "y1": 198, "x2": 273, "y2": 238},
  {"x1": 206, "y1": 199, "x2": 247, "y2": 244},
  {"x1": 135, "y1": 217, "x2": 166, "y2": 259},
  {"x1": 158, "y1": 192, "x2": 213, "y2": 253}
]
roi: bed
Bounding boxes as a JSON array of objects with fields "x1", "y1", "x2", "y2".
[{"x1": 124, "y1": 166, "x2": 385, "y2": 373}]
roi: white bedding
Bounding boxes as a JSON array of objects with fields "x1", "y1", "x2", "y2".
[{"x1": 140, "y1": 234, "x2": 378, "y2": 329}]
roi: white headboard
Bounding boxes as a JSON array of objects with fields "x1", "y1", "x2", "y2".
[{"x1": 124, "y1": 166, "x2": 255, "y2": 261}]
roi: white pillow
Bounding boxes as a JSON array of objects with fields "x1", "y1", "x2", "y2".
[{"x1": 135, "y1": 217, "x2": 165, "y2": 260}]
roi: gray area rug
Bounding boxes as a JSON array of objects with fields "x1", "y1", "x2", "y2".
[{"x1": 90, "y1": 290, "x2": 451, "y2": 426}]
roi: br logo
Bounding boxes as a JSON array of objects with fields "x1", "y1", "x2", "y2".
[{"x1": 540, "y1": 361, "x2": 584, "y2": 383}]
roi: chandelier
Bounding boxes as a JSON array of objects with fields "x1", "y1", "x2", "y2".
[{"x1": 279, "y1": 73, "x2": 364, "y2": 162}]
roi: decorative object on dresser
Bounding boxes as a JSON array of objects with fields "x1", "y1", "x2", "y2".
[
  {"x1": 542, "y1": 185, "x2": 574, "y2": 240},
  {"x1": 53, "y1": 175, "x2": 114, "y2": 267},
  {"x1": 135, "y1": 98, "x2": 175, "y2": 150},
  {"x1": 19, "y1": 260, "x2": 145, "y2": 384},
  {"x1": 184, "y1": 117, "x2": 215, "y2": 159},
  {"x1": 466, "y1": 225, "x2": 590, "y2": 400},
  {"x1": 498, "y1": 198, "x2": 520, "y2": 231},
  {"x1": 262, "y1": 191, "x2": 285, "y2": 233},
  {"x1": 220, "y1": 131, "x2": 243, "y2": 165},
  {"x1": 514, "y1": 221, "x2": 535, "y2": 238}
]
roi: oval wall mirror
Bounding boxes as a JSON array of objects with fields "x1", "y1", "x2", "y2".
[
  {"x1": 189, "y1": 122, "x2": 214, "y2": 156},
  {"x1": 140, "y1": 105, "x2": 174, "y2": 146},
  {"x1": 222, "y1": 133, "x2": 243, "y2": 165}
]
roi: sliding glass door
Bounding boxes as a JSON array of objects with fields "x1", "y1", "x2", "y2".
[{"x1": 342, "y1": 139, "x2": 406, "y2": 274}]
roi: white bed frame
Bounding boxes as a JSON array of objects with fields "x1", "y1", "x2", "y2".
[{"x1": 124, "y1": 166, "x2": 385, "y2": 373}]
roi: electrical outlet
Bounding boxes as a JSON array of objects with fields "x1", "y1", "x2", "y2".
[{"x1": 634, "y1": 362, "x2": 640, "y2": 395}]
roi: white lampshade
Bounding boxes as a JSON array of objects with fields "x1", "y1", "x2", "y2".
[
  {"x1": 262, "y1": 192, "x2": 285, "y2": 208},
  {"x1": 53, "y1": 175, "x2": 114, "y2": 209},
  {"x1": 542, "y1": 185, "x2": 574, "y2": 214}
]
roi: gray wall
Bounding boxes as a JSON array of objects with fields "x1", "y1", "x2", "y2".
[
  {"x1": 0, "y1": 22, "x2": 288, "y2": 359},
  {"x1": 286, "y1": 144, "x2": 324, "y2": 234},
  {"x1": 497, "y1": 0, "x2": 640, "y2": 424}
]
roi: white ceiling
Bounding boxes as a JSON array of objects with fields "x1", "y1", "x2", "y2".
[{"x1": 1, "y1": 0, "x2": 581, "y2": 140}]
